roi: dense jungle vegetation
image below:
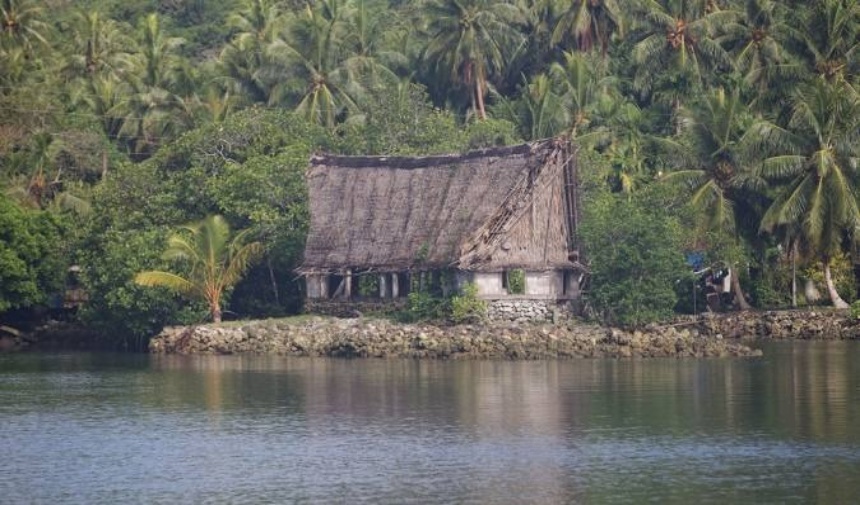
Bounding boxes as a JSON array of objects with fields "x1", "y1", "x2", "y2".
[{"x1": 0, "y1": 0, "x2": 858, "y2": 343}]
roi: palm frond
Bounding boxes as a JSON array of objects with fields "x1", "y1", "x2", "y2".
[{"x1": 134, "y1": 270, "x2": 196, "y2": 295}]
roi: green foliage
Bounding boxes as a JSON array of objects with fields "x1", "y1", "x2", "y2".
[
  {"x1": 506, "y1": 269, "x2": 525, "y2": 295},
  {"x1": 2, "y1": 0, "x2": 860, "y2": 338},
  {"x1": 336, "y1": 81, "x2": 517, "y2": 156},
  {"x1": 0, "y1": 196, "x2": 66, "y2": 313},
  {"x1": 802, "y1": 253, "x2": 856, "y2": 305},
  {"x1": 750, "y1": 264, "x2": 793, "y2": 309},
  {"x1": 78, "y1": 225, "x2": 203, "y2": 345},
  {"x1": 850, "y1": 300, "x2": 860, "y2": 320},
  {"x1": 450, "y1": 282, "x2": 487, "y2": 324},
  {"x1": 580, "y1": 183, "x2": 690, "y2": 327},
  {"x1": 77, "y1": 109, "x2": 324, "y2": 338},
  {"x1": 405, "y1": 291, "x2": 450, "y2": 322},
  {"x1": 357, "y1": 275, "x2": 380, "y2": 297},
  {"x1": 462, "y1": 118, "x2": 521, "y2": 149}
]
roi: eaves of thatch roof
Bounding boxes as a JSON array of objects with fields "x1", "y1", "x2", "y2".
[{"x1": 299, "y1": 138, "x2": 577, "y2": 274}]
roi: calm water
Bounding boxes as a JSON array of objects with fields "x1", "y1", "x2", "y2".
[{"x1": 2, "y1": 343, "x2": 860, "y2": 504}]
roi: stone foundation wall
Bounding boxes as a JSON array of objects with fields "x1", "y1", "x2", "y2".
[
  {"x1": 486, "y1": 299, "x2": 576, "y2": 322},
  {"x1": 304, "y1": 299, "x2": 407, "y2": 318}
]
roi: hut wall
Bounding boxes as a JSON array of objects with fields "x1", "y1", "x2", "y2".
[
  {"x1": 306, "y1": 275, "x2": 327, "y2": 299},
  {"x1": 473, "y1": 272, "x2": 505, "y2": 297},
  {"x1": 525, "y1": 271, "x2": 564, "y2": 297}
]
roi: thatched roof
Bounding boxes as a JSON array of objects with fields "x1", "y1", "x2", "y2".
[{"x1": 299, "y1": 139, "x2": 578, "y2": 274}]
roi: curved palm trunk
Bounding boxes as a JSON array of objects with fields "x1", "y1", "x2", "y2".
[
  {"x1": 823, "y1": 261, "x2": 849, "y2": 309},
  {"x1": 475, "y1": 76, "x2": 487, "y2": 120},
  {"x1": 730, "y1": 268, "x2": 752, "y2": 311}
]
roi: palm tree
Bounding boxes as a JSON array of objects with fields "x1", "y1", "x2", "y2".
[
  {"x1": 629, "y1": 0, "x2": 735, "y2": 118},
  {"x1": 228, "y1": 0, "x2": 284, "y2": 43},
  {"x1": 786, "y1": 0, "x2": 859, "y2": 83},
  {"x1": 121, "y1": 14, "x2": 194, "y2": 155},
  {"x1": 717, "y1": 0, "x2": 800, "y2": 108},
  {"x1": 65, "y1": 10, "x2": 133, "y2": 78},
  {"x1": 265, "y1": 0, "x2": 365, "y2": 127},
  {"x1": 551, "y1": 0, "x2": 625, "y2": 54},
  {"x1": 0, "y1": 0, "x2": 48, "y2": 52},
  {"x1": 759, "y1": 78, "x2": 860, "y2": 308},
  {"x1": 218, "y1": 0, "x2": 285, "y2": 104},
  {"x1": 71, "y1": 73, "x2": 131, "y2": 142},
  {"x1": 493, "y1": 73, "x2": 568, "y2": 140},
  {"x1": 662, "y1": 87, "x2": 767, "y2": 309},
  {"x1": 549, "y1": 51, "x2": 614, "y2": 140},
  {"x1": 135, "y1": 215, "x2": 265, "y2": 323},
  {"x1": 420, "y1": 0, "x2": 524, "y2": 119},
  {"x1": 341, "y1": 0, "x2": 406, "y2": 86},
  {"x1": 601, "y1": 99, "x2": 651, "y2": 194}
]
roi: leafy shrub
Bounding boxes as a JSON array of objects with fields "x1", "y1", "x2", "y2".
[
  {"x1": 579, "y1": 184, "x2": 689, "y2": 327},
  {"x1": 406, "y1": 291, "x2": 450, "y2": 322},
  {"x1": 450, "y1": 283, "x2": 487, "y2": 323}
]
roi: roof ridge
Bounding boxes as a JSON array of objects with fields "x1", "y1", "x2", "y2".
[{"x1": 309, "y1": 140, "x2": 553, "y2": 169}]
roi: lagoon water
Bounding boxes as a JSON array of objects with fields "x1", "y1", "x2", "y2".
[{"x1": 2, "y1": 342, "x2": 860, "y2": 504}]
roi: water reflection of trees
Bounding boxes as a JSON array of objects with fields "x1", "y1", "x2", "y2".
[
  {"x1": 143, "y1": 347, "x2": 860, "y2": 446},
  {"x1": 4, "y1": 347, "x2": 860, "y2": 502}
]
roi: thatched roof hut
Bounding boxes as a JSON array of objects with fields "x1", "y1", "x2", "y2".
[{"x1": 299, "y1": 138, "x2": 580, "y2": 276}]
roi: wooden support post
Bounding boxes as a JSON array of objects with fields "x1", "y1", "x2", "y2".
[
  {"x1": 392, "y1": 274, "x2": 399, "y2": 298},
  {"x1": 320, "y1": 275, "x2": 329, "y2": 299},
  {"x1": 379, "y1": 274, "x2": 388, "y2": 299},
  {"x1": 345, "y1": 269, "x2": 352, "y2": 299}
]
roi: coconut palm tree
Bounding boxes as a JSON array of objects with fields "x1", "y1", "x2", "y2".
[
  {"x1": 121, "y1": 14, "x2": 194, "y2": 155},
  {"x1": 265, "y1": 0, "x2": 366, "y2": 127},
  {"x1": 0, "y1": 0, "x2": 48, "y2": 52},
  {"x1": 551, "y1": 0, "x2": 625, "y2": 54},
  {"x1": 662, "y1": 87, "x2": 769, "y2": 309},
  {"x1": 717, "y1": 0, "x2": 800, "y2": 109},
  {"x1": 217, "y1": 0, "x2": 285, "y2": 104},
  {"x1": 342, "y1": 0, "x2": 406, "y2": 87},
  {"x1": 71, "y1": 73, "x2": 130, "y2": 142},
  {"x1": 135, "y1": 215, "x2": 265, "y2": 323},
  {"x1": 759, "y1": 78, "x2": 860, "y2": 308},
  {"x1": 549, "y1": 51, "x2": 615, "y2": 140},
  {"x1": 786, "y1": 0, "x2": 859, "y2": 83},
  {"x1": 420, "y1": 0, "x2": 524, "y2": 119},
  {"x1": 493, "y1": 73, "x2": 568, "y2": 140},
  {"x1": 629, "y1": 0, "x2": 735, "y2": 117},
  {"x1": 64, "y1": 10, "x2": 133, "y2": 78}
]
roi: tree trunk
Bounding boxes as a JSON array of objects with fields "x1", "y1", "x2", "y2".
[
  {"x1": 730, "y1": 267, "x2": 752, "y2": 311},
  {"x1": 211, "y1": 300, "x2": 222, "y2": 323},
  {"x1": 791, "y1": 241, "x2": 797, "y2": 308},
  {"x1": 823, "y1": 261, "x2": 849, "y2": 309},
  {"x1": 268, "y1": 259, "x2": 280, "y2": 306},
  {"x1": 475, "y1": 76, "x2": 487, "y2": 120}
]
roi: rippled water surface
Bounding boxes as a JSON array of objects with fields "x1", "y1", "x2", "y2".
[{"x1": 2, "y1": 342, "x2": 860, "y2": 504}]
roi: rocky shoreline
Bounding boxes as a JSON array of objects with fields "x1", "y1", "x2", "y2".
[
  {"x1": 148, "y1": 309, "x2": 860, "y2": 359},
  {"x1": 148, "y1": 316, "x2": 762, "y2": 359},
  {"x1": 6, "y1": 309, "x2": 858, "y2": 357}
]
